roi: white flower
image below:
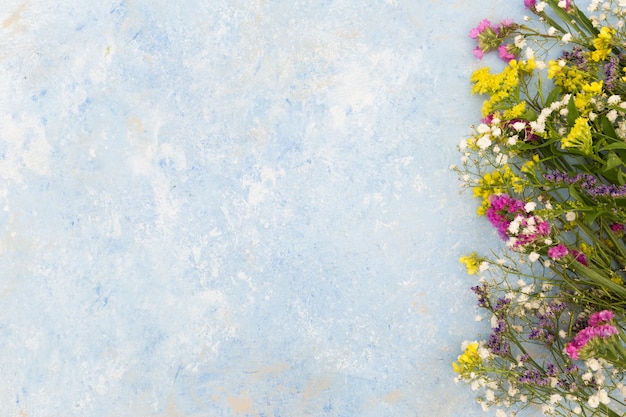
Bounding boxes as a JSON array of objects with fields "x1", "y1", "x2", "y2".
[
  {"x1": 496, "y1": 410, "x2": 507, "y2": 417},
  {"x1": 459, "y1": 139, "x2": 468, "y2": 150},
  {"x1": 588, "y1": 394, "x2": 600, "y2": 408},
  {"x1": 608, "y1": 95, "x2": 621, "y2": 105},
  {"x1": 512, "y1": 122, "x2": 526, "y2": 132},
  {"x1": 476, "y1": 135, "x2": 492, "y2": 150},
  {"x1": 536, "y1": 1, "x2": 547, "y2": 12},
  {"x1": 541, "y1": 404, "x2": 555, "y2": 415},
  {"x1": 508, "y1": 219, "x2": 521, "y2": 234},
  {"x1": 558, "y1": 0, "x2": 568, "y2": 7},
  {"x1": 573, "y1": 406, "x2": 582, "y2": 414},
  {"x1": 479, "y1": 262, "x2": 489, "y2": 272},
  {"x1": 559, "y1": 329, "x2": 567, "y2": 338},
  {"x1": 561, "y1": 33, "x2": 572, "y2": 43},
  {"x1": 485, "y1": 389, "x2": 495, "y2": 402},
  {"x1": 607, "y1": 109, "x2": 618, "y2": 123},
  {"x1": 496, "y1": 153, "x2": 508, "y2": 166},
  {"x1": 548, "y1": 26, "x2": 557, "y2": 35},
  {"x1": 550, "y1": 394, "x2": 563, "y2": 404},
  {"x1": 524, "y1": 202, "x2": 536, "y2": 212},
  {"x1": 528, "y1": 252, "x2": 540, "y2": 262},
  {"x1": 476, "y1": 124, "x2": 490, "y2": 134},
  {"x1": 544, "y1": 260, "x2": 551, "y2": 267},
  {"x1": 598, "y1": 389, "x2": 610, "y2": 404},
  {"x1": 589, "y1": 111, "x2": 597, "y2": 121},
  {"x1": 544, "y1": 238, "x2": 552, "y2": 245},
  {"x1": 587, "y1": 358, "x2": 601, "y2": 371},
  {"x1": 565, "y1": 211, "x2": 576, "y2": 221},
  {"x1": 474, "y1": 315, "x2": 483, "y2": 321}
]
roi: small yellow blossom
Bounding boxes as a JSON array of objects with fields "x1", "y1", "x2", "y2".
[
  {"x1": 591, "y1": 27, "x2": 615, "y2": 62},
  {"x1": 459, "y1": 253, "x2": 481, "y2": 275},
  {"x1": 453, "y1": 342, "x2": 482, "y2": 375},
  {"x1": 547, "y1": 60, "x2": 564, "y2": 79},
  {"x1": 562, "y1": 117, "x2": 593, "y2": 155},
  {"x1": 503, "y1": 101, "x2": 526, "y2": 120}
]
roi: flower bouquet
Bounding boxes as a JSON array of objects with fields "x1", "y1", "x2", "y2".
[{"x1": 453, "y1": 0, "x2": 626, "y2": 415}]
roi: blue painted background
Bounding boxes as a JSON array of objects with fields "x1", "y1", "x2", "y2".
[{"x1": 0, "y1": 0, "x2": 546, "y2": 416}]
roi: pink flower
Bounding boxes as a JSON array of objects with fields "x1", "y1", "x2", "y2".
[
  {"x1": 498, "y1": 44, "x2": 517, "y2": 62},
  {"x1": 547, "y1": 244, "x2": 568, "y2": 259},
  {"x1": 589, "y1": 310, "x2": 615, "y2": 327},
  {"x1": 469, "y1": 19, "x2": 492, "y2": 39},
  {"x1": 473, "y1": 46, "x2": 485, "y2": 59},
  {"x1": 565, "y1": 342, "x2": 580, "y2": 359}
]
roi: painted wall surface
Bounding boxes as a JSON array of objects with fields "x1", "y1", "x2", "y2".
[{"x1": 0, "y1": 1, "x2": 546, "y2": 416}]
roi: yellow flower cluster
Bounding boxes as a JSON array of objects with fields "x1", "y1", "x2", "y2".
[
  {"x1": 591, "y1": 26, "x2": 615, "y2": 62},
  {"x1": 547, "y1": 60, "x2": 591, "y2": 93},
  {"x1": 459, "y1": 253, "x2": 481, "y2": 275},
  {"x1": 473, "y1": 166, "x2": 524, "y2": 215},
  {"x1": 573, "y1": 81, "x2": 603, "y2": 114},
  {"x1": 562, "y1": 117, "x2": 593, "y2": 155},
  {"x1": 453, "y1": 342, "x2": 482, "y2": 375},
  {"x1": 470, "y1": 60, "x2": 535, "y2": 117}
]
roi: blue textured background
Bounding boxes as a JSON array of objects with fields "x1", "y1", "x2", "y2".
[{"x1": 0, "y1": 1, "x2": 545, "y2": 416}]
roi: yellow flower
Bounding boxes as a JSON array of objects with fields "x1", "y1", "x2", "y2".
[
  {"x1": 503, "y1": 101, "x2": 526, "y2": 120},
  {"x1": 562, "y1": 117, "x2": 593, "y2": 155},
  {"x1": 453, "y1": 342, "x2": 482, "y2": 375},
  {"x1": 582, "y1": 80, "x2": 603, "y2": 95},
  {"x1": 591, "y1": 27, "x2": 615, "y2": 62},
  {"x1": 459, "y1": 253, "x2": 481, "y2": 275},
  {"x1": 470, "y1": 63, "x2": 523, "y2": 117},
  {"x1": 611, "y1": 274, "x2": 624, "y2": 285},
  {"x1": 473, "y1": 166, "x2": 524, "y2": 214},
  {"x1": 547, "y1": 60, "x2": 563, "y2": 79}
]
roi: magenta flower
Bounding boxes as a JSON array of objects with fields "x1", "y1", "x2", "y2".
[
  {"x1": 611, "y1": 223, "x2": 625, "y2": 233},
  {"x1": 571, "y1": 249, "x2": 588, "y2": 266},
  {"x1": 589, "y1": 310, "x2": 615, "y2": 327},
  {"x1": 547, "y1": 244, "x2": 568, "y2": 259},
  {"x1": 524, "y1": 0, "x2": 536, "y2": 9},
  {"x1": 565, "y1": 311, "x2": 619, "y2": 361},
  {"x1": 473, "y1": 46, "x2": 485, "y2": 59}
]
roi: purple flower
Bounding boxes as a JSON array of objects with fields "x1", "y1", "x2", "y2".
[{"x1": 548, "y1": 244, "x2": 569, "y2": 259}]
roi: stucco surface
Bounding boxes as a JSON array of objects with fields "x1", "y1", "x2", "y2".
[{"x1": 0, "y1": 1, "x2": 546, "y2": 416}]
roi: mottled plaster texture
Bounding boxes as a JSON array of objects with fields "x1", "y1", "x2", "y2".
[{"x1": 0, "y1": 1, "x2": 546, "y2": 416}]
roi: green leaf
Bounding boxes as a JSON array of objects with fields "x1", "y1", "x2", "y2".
[
  {"x1": 600, "y1": 115, "x2": 618, "y2": 140},
  {"x1": 567, "y1": 96, "x2": 579, "y2": 127},
  {"x1": 603, "y1": 152, "x2": 623, "y2": 172},
  {"x1": 600, "y1": 142, "x2": 626, "y2": 152},
  {"x1": 544, "y1": 87, "x2": 562, "y2": 108}
]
